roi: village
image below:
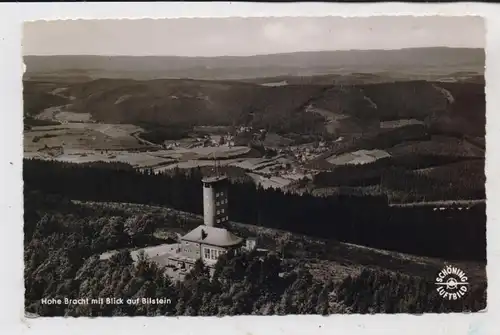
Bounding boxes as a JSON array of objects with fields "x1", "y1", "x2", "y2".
[{"x1": 23, "y1": 121, "x2": 336, "y2": 190}]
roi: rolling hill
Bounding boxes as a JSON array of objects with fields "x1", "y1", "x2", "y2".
[
  {"x1": 23, "y1": 76, "x2": 485, "y2": 138},
  {"x1": 23, "y1": 47, "x2": 484, "y2": 81}
]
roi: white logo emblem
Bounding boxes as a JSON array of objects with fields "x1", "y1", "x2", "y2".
[{"x1": 435, "y1": 265, "x2": 469, "y2": 300}]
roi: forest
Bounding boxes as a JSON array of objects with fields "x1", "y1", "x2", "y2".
[
  {"x1": 312, "y1": 158, "x2": 485, "y2": 203},
  {"x1": 23, "y1": 159, "x2": 486, "y2": 261},
  {"x1": 24, "y1": 190, "x2": 486, "y2": 316}
]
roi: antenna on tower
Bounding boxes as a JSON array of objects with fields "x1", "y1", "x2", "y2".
[{"x1": 213, "y1": 151, "x2": 219, "y2": 177}]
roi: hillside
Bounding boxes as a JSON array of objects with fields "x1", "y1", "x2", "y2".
[
  {"x1": 24, "y1": 191, "x2": 486, "y2": 316},
  {"x1": 75, "y1": 200, "x2": 487, "y2": 284},
  {"x1": 23, "y1": 77, "x2": 485, "y2": 138}
]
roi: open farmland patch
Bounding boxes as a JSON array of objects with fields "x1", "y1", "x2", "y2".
[
  {"x1": 35, "y1": 105, "x2": 66, "y2": 120},
  {"x1": 54, "y1": 111, "x2": 92, "y2": 122},
  {"x1": 91, "y1": 123, "x2": 144, "y2": 138},
  {"x1": 150, "y1": 146, "x2": 252, "y2": 161},
  {"x1": 247, "y1": 172, "x2": 294, "y2": 189},
  {"x1": 229, "y1": 157, "x2": 285, "y2": 171},
  {"x1": 327, "y1": 149, "x2": 391, "y2": 166},
  {"x1": 380, "y1": 119, "x2": 425, "y2": 129},
  {"x1": 24, "y1": 122, "x2": 150, "y2": 155},
  {"x1": 153, "y1": 158, "x2": 248, "y2": 173},
  {"x1": 261, "y1": 80, "x2": 288, "y2": 87},
  {"x1": 32, "y1": 149, "x2": 174, "y2": 168}
]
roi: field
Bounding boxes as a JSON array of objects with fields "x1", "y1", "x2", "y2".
[
  {"x1": 327, "y1": 149, "x2": 391, "y2": 166},
  {"x1": 380, "y1": 119, "x2": 425, "y2": 129},
  {"x1": 24, "y1": 123, "x2": 149, "y2": 152}
]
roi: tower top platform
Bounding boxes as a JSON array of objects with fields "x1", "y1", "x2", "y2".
[{"x1": 202, "y1": 175, "x2": 228, "y2": 184}]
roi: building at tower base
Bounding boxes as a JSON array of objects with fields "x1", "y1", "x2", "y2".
[
  {"x1": 162, "y1": 174, "x2": 249, "y2": 275},
  {"x1": 100, "y1": 173, "x2": 258, "y2": 280}
]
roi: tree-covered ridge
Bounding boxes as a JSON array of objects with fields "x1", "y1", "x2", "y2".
[
  {"x1": 24, "y1": 159, "x2": 486, "y2": 261},
  {"x1": 24, "y1": 194, "x2": 486, "y2": 317}
]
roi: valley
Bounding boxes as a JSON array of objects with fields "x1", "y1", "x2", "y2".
[{"x1": 23, "y1": 51, "x2": 485, "y2": 204}]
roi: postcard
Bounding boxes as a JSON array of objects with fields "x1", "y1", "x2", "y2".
[{"x1": 21, "y1": 15, "x2": 486, "y2": 317}]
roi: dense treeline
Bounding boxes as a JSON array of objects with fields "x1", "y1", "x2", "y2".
[
  {"x1": 24, "y1": 194, "x2": 486, "y2": 316},
  {"x1": 24, "y1": 159, "x2": 486, "y2": 261},
  {"x1": 313, "y1": 158, "x2": 485, "y2": 202},
  {"x1": 23, "y1": 89, "x2": 68, "y2": 117},
  {"x1": 137, "y1": 123, "x2": 192, "y2": 144},
  {"x1": 24, "y1": 116, "x2": 62, "y2": 128},
  {"x1": 382, "y1": 165, "x2": 486, "y2": 203},
  {"x1": 336, "y1": 269, "x2": 486, "y2": 314}
]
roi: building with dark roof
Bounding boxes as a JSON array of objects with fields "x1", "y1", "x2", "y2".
[
  {"x1": 170, "y1": 224, "x2": 244, "y2": 270},
  {"x1": 166, "y1": 172, "x2": 250, "y2": 272},
  {"x1": 99, "y1": 171, "x2": 259, "y2": 279}
]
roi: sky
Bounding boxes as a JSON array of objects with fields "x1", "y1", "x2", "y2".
[{"x1": 23, "y1": 16, "x2": 485, "y2": 57}]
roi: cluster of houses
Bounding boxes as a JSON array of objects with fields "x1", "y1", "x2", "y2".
[{"x1": 282, "y1": 143, "x2": 329, "y2": 163}]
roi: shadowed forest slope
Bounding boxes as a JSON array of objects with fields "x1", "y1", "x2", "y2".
[{"x1": 23, "y1": 78, "x2": 485, "y2": 137}]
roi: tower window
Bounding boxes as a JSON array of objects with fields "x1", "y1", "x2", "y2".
[
  {"x1": 221, "y1": 209, "x2": 225, "y2": 214},
  {"x1": 216, "y1": 219, "x2": 220, "y2": 223}
]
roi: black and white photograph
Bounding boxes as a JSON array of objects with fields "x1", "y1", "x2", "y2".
[{"x1": 22, "y1": 16, "x2": 487, "y2": 317}]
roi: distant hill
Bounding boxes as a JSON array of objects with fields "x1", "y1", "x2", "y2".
[
  {"x1": 23, "y1": 77, "x2": 485, "y2": 139},
  {"x1": 24, "y1": 47, "x2": 484, "y2": 81}
]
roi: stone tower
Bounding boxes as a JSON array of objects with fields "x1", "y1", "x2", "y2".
[{"x1": 202, "y1": 175, "x2": 229, "y2": 227}]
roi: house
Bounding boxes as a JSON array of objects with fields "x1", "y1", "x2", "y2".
[
  {"x1": 168, "y1": 224, "x2": 244, "y2": 270},
  {"x1": 100, "y1": 171, "x2": 260, "y2": 279},
  {"x1": 166, "y1": 174, "x2": 248, "y2": 272}
]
